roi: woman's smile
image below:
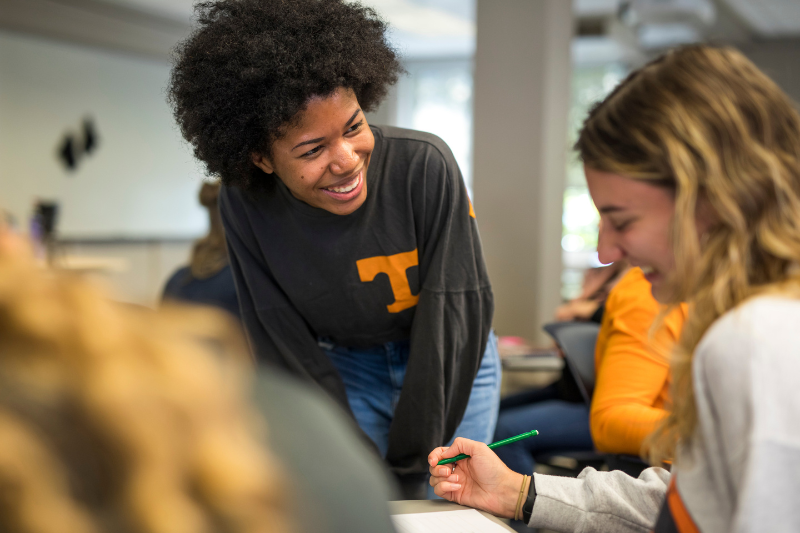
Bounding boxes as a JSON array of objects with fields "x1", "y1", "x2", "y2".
[
  {"x1": 321, "y1": 169, "x2": 364, "y2": 200},
  {"x1": 638, "y1": 265, "x2": 662, "y2": 285}
]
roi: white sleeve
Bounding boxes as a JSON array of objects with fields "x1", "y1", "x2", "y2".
[{"x1": 529, "y1": 467, "x2": 669, "y2": 533}]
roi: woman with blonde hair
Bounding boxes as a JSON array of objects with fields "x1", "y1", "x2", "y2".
[
  {"x1": 428, "y1": 45, "x2": 800, "y2": 532},
  {"x1": 0, "y1": 229, "x2": 293, "y2": 533},
  {"x1": 162, "y1": 180, "x2": 240, "y2": 318}
]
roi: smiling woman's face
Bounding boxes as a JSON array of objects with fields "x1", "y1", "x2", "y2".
[
  {"x1": 252, "y1": 88, "x2": 374, "y2": 215},
  {"x1": 585, "y1": 165, "x2": 677, "y2": 301}
]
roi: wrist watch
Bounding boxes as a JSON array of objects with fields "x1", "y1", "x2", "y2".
[{"x1": 521, "y1": 474, "x2": 537, "y2": 523}]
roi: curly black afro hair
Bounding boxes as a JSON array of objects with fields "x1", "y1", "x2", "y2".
[{"x1": 168, "y1": 0, "x2": 402, "y2": 192}]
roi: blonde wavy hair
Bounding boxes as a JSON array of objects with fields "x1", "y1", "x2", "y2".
[
  {"x1": 576, "y1": 45, "x2": 800, "y2": 464},
  {"x1": 0, "y1": 235, "x2": 293, "y2": 533}
]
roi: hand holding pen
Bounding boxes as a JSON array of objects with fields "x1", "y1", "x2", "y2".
[{"x1": 427, "y1": 431, "x2": 539, "y2": 519}]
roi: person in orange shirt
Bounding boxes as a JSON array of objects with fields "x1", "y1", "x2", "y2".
[
  {"x1": 493, "y1": 267, "x2": 685, "y2": 474},
  {"x1": 591, "y1": 267, "x2": 687, "y2": 455}
]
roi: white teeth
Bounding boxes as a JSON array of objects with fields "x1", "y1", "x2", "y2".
[
  {"x1": 327, "y1": 175, "x2": 360, "y2": 193},
  {"x1": 641, "y1": 266, "x2": 655, "y2": 275}
]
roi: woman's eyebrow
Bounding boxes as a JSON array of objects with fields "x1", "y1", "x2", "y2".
[
  {"x1": 291, "y1": 109, "x2": 362, "y2": 151},
  {"x1": 345, "y1": 108, "x2": 361, "y2": 127},
  {"x1": 598, "y1": 205, "x2": 625, "y2": 214},
  {"x1": 292, "y1": 137, "x2": 325, "y2": 151}
]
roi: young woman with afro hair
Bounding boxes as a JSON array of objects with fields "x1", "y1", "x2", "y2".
[{"x1": 168, "y1": 0, "x2": 499, "y2": 498}]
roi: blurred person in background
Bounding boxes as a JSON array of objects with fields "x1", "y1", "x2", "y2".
[
  {"x1": 168, "y1": 0, "x2": 497, "y2": 498},
  {"x1": 428, "y1": 45, "x2": 800, "y2": 532},
  {"x1": 494, "y1": 253, "x2": 631, "y2": 478},
  {"x1": 0, "y1": 225, "x2": 398, "y2": 533},
  {"x1": 0, "y1": 208, "x2": 17, "y2": 230},
  {"x1": 493, "y1": 266, "x2": 685, "y2": 476},
  {"x1": 589, "y1": 267, "x2": 686, "y2": 457},
  {"x1": 162, "y1": 180, "x2": 240, "y2": 318},
  {"x1": 554, "y1": 256, "x2": 629, "y2": 323}
]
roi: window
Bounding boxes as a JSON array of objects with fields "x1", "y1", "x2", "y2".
[
  {"x1": 395, "y1": 59, "x2": 475, "y2": 194},
  {"x1": 561, "y1": 63, "x2": 627, "y2": 300}
]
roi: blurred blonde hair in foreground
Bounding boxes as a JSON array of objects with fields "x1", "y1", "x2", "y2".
[{"x1": 0, "y1": 229, "x2": 293, "y2": 533}]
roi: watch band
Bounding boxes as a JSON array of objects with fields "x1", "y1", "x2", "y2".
[{"x1": 521, "y1": 474, "x2": 537, "y2": 523}]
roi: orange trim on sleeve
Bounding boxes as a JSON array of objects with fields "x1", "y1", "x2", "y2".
[{"x1": 666, "y1": 477, "x2": 700, "y2": 533}]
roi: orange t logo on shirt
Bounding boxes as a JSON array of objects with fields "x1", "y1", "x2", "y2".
[{"x1": 356, "y1": 249, "x2": 420, "y2": 313}]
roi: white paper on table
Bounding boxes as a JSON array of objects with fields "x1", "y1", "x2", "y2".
[{"x1": 390, "y1": 509, "x2": 510, "y2": 533}]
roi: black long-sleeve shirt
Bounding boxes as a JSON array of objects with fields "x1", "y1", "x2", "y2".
[{"x1": 220, "y1": 126, "x2": 493, "y2": 477}]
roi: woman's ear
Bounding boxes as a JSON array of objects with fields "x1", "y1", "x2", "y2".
[{"x1": 251, "y1": 153, "x2": 274, "y2": 175}]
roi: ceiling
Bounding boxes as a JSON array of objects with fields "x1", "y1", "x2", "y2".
[
  {"x1": 94, "y1": 0, "x2": 478, "y2": 58},
  {"x1": 1, "y1": 0, "x2": 799, "y2": 63},
  {"x1": 96, "y1": 0, "x2": 474, "y2": 28},
  {"x1": 97, "y1": 0, "x2": 193, "y2": 21},
  {"x1": 79, "y1": 0, "x2": 800, "y2": 58},
  {"x1": 574, "y1": 0, "x2": 800, "y2": 38},
  {"x1": 107, "y1": 0, "x2": 800, "y2": 39},
  {"x1": 571, "y1": 0, "x2": 800, "y2": 66},
  {"x1": 723, "y1": 0, "x2": 800, "y2": 37}
]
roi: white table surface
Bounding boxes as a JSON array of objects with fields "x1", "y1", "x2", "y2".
[{"x1": 389, "y1": 500, "x2": 516, "y2": 532}]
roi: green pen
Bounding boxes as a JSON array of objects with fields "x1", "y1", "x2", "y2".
[{"x1": 437, "y1": 430, "x2": 539, "y2": 466}]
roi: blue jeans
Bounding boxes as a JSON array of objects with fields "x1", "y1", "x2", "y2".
[
  {"x1": 492, "y1": 384, "x2": 593, "y2": 475},
  {"x1": 322, "y1": 331, "x2": 501, "y2": 458}
]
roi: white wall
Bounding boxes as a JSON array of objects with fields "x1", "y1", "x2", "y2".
[{"x1": 0, "y1": 30, "x2": 206, "y2": 239}]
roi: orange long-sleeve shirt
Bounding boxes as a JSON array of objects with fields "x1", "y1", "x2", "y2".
[{"x1": 590, "y1": 267, "x2": 687, "y2": 455}]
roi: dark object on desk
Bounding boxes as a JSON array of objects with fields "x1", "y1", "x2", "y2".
[
  {"x1": 32, "y1": 200, "x2": 60, "y2": 264},
  {"x1": 34, "y1": 201, "x2": 59, "y2": 240}
]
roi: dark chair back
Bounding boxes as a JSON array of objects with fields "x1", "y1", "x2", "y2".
[
  {"x1": 541, "y1": 321, "x2": 649, "y2": 478},
  {"x1": 543, "y1": 321, "x2": 600, "y2": 406}
]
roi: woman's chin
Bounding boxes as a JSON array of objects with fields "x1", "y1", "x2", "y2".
[
  {"x1": 650, "y1": 278, "x2": 683, "y2": 304},
  {"x1": 649, "y1": 280, "x2": 668, "y2": 303},
  {"x1": 321, "y1": 184, "x2": 367, "y2": 215}
]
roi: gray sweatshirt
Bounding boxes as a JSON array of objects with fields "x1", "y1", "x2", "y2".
[{"x1": 528, "y1": 296, "x2": 800, "y2": 532}]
